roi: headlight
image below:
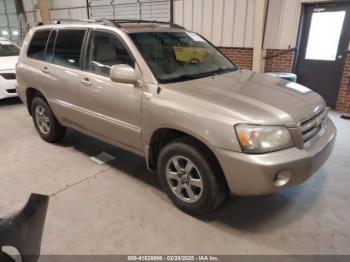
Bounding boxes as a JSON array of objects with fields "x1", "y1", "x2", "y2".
[{"x1": 235, "y1": 124, "x2": 293, "y2": 153}]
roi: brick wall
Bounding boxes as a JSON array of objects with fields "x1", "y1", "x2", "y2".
[
  {"x1": 219, "y1": 47, "x2": 253, "y2": 70},
  {"x1": 264, "y1": 49, "x2": 295, "y2": 73},
  {"x1": 336, "y1": 52, "x2": 350, "y2": 112},
  {"x1": 218, "y1": 47, "x2": 295, "y2": 72}
]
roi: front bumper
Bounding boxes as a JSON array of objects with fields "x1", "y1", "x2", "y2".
[
  {"x1": 212, "y1": 118, "x2": 336, "y2": 196},
  {"x1": 0, "y1": 71, "x2": 17, "y2": 99}
]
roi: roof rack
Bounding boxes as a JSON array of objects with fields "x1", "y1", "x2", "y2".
[
  {"x1": 36, "y1": 19, "x2": 185, "y2": 30},
  {"x1": 36, "y1": 19, "x2": 115, "y2": 27},
  {"x1": 112, "y1": 20, "x2": 185, "y2": 29}
]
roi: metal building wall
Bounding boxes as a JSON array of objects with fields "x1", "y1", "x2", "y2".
[
  {"x1": 50, "y1": 7, "x2": 88, "y2": 20},
  {"x1": 89, "y1": 0, "x2": 170, "y2": 21},
  {"x1": 173, "y1": 0, "x2": 347, "y2": 50},
  {"x1": 264, "y1": 0, "x2": 350, "y2": 50},
  {"x1": 264, "y1": 0, "x2": 301, "y2": 50},
  {"x1": 173, "y1": 0, "x2": 256, "y2": 48},
  {"x1": 22, "y1": 0, "x2": 39, "y2": 29},
  {"x1": 0, "y1": 0, "x2": 21, "y2": 43},
  {"x1": 50, "y1": 0, "x2": 87, "y2": 20}
]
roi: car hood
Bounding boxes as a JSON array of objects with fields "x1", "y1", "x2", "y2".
[
  {"x1": 0, "y1": 56, "x2": 18, "y2": 71},
  {"x1": 163, "y1": 70, "x2": 326, "y2": 126}
]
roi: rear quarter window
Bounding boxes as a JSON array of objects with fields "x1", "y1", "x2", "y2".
[{"x1": 27, "y1": 30, "x2": 51, "y2": 60}]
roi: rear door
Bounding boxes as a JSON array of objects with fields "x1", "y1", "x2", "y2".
[
  {"x1": 295, "y1": 2, "x2": 350, "y2": 107},
  {"x1": 43, "y1": 29, "x2": 87, "y2": 125},
  {"x1": 76, "y1": 29, "x2": 143, "y2": 150}
]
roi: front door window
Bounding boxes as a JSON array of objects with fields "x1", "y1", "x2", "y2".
[{"x1": 86, "y1": 31, "x2": 134, "y2": 77}]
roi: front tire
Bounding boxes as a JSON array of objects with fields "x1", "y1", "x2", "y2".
[
  {"x1": 157, "y1": 137, "x2": 227, "y2": 215},
  {"x1": 31, "y1": 97, "x2": 66, "y2": 142}
]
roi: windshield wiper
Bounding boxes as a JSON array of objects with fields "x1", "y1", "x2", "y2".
[
  {"x1": 161, "y1": 67, "x2": 236, "y2": 83},
  {"x1": 161, "y1": 74, "x2": 198, "y2": 83},
  {"x1": 211, "y1": 67, "x2": 236, "y2": 75}
]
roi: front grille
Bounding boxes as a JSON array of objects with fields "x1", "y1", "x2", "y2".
[
  {"x1": 300, "y1": 108, "x2": 328, "y2": 143},
  {"x1": 0, "y1": 73, "x2": 16, "y2": 80},
  {"x1": 6, "y1": 89, "x2": 16, "y2": 94}
]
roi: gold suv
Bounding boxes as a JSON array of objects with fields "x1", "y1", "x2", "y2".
[{"x1": 16, "y1": 20, "x2": 336, "y2": 215}]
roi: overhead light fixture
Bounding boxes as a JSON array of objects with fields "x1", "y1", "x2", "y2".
[
  {"x1": 12, "y1": 30, "x2": 19, "y2": 36},
  {"x1": 1, "y1": 31, "x2": 8, "y2": 36}
]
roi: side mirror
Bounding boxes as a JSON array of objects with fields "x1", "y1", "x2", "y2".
[{"x1": 110, "y1": 64, "x2": 137, "y2": 85}]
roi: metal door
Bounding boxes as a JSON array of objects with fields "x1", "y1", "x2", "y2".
[{"x1": 295, "y1": 2, "x2": 350, "y2": 108}]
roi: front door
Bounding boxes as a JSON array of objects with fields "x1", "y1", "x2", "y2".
[
  {"x1": 295, "y1": 2, "x2": 350, "y2": 108},
  {"x1": 77, "y1": 30, "x2": 143, "y2": 151}
]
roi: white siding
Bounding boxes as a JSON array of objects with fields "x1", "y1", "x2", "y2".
[
  {"x1": 264, "y1": 0, "x2": 300, "y2": 49},
  {"x1": 174, "y1": 0, "x2": 347, "y2": 50},
  {"x1": 212, "y1": 0, "x2": 224, "y2": 46},
  {"x1": 202, "y1": 0, "x2": 213, "y2": 40},
  {"x1": 50, "y1": 7, "x2": 88, "y2": 20},
  {"x1": 173, "y1": 0, "x2": 256, "y2": 48},
  {"x1": 245, "y1": 0, "x2": 255, "y2": 46},
  {"x1": 50, "y1": 0, "x2": 87, "y2": 9},
  {"x1": 192, "y1": 0, "x2": 202, "y2": 33},
  {"x1": 263, "y1": 0, "x2": 344, "y2": 50},
  {"x1": 89, "y1": 0, "x2": 170, "y2": 22},
  {"x1": 22, "y1": 0, "x2": 36, "y2": 12},
  {"x1": 49, "y1": 0, "x2": 87, "y2": 20},
  {"x1": 221, "y1": 0, "x2": 235, "y2": 46}
]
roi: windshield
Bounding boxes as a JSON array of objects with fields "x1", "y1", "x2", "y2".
[
  {"x1": 130, "y1": 32, "x2": 237, "y2": 83},
  {"x1": 0, "y1": 40, "x2": 20, "y2": 57}
]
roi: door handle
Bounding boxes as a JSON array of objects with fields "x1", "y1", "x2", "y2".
[
  {"x1": 42, "y1": 66, "x2": 50, "y2": 74},
  {"x1": 80, "y1": 78, "x2": 92, "y2": 87}
]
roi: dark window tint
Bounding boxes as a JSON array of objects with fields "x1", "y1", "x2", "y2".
[
  {"x1": 0, "y1": 40, "x2": 19, "y2": 57},
  {"x1": 27, "y1": 30, "x2": 50, "y2": 60},
  {"x1": 44, "y1": 30, "x2": 57, "y2": 62},
  {"x1": 87, "y1": 31, "x2": 134, "y2": 76},
  {"x1": 53, "y1": 30, "x2": 85, "y2": 68}
]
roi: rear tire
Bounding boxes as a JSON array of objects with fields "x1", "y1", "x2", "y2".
[
  {"x1": 157, "y1": 137, "x2": 228, "y2": 215},
  {"x1": 31, "y1": 96, "x2": 66, "y2": 142}
]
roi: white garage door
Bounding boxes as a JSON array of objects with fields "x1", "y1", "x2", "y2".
[{"x1": 89, "y1": 0, "x2": 170, "y2": 22}]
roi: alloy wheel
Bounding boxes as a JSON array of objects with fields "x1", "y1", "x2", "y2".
[
  {"x1": 34, "y1": 105, "x2": 51, "y2": 135},
  {"x1": 165, "y1": 155, "x2": 203, "y2": 203}
]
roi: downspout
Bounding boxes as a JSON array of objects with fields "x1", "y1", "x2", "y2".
[
  {"x1": 170, "y1": 0, "x2": 174, "y2": 23},
  {"x1": 86, "y1": 0, "x2": 90, "y2": 19}
]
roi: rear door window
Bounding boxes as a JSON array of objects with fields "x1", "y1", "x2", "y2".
[
  {"x1": 27, "y1": 30, "x2": 51, "y2": 60},
  {"x1": 53, "y1": 29, "x2": 86, "y2": 68}
]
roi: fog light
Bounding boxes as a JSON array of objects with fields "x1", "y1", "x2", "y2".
[{"x1": 274, "y1": 170, "x2": 291, "y2": 187}]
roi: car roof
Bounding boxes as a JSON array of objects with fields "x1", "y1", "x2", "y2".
[
  {"x1": 34, "y1": 20, "x2": 187, "y2": 34},
  {"x1": 119, "y1": 23, "x2": 186, "y2": 33}
]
